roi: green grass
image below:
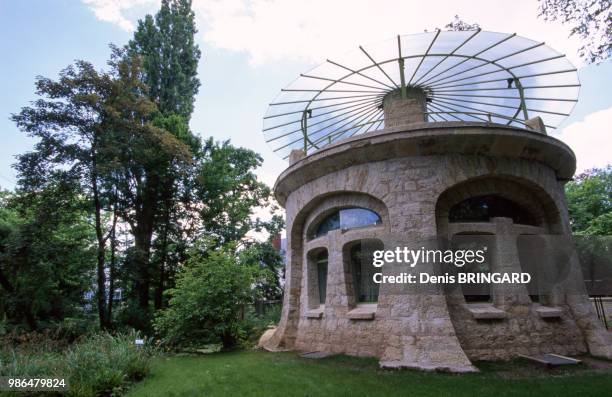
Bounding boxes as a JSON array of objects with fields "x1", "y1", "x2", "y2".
[{"x1": 127, "y1": 350, "x2": 612, "y2": 397}]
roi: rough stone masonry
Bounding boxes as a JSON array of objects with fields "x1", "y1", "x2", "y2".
[{"x1": 259, "y1": 89, "x2": 612, "y2": 372}]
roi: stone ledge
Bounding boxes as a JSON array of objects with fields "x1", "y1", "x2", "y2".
[
  {"x1": 305, "y1": 308, "x2": 324, "y2": 319},
  {"x1": 347, "y1": 306, "x2": 376, "y2": 320},
  {"x1": 466, "y1": 303, "x2": 508, "y2": 320},
  {"x1": 274, "y1": 123, "x2": 576, "y2": 205},
  {"x1": 535, "y1": 305, "x2": 564, "y2": 318}
]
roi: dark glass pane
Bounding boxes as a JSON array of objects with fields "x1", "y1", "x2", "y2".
[
  {"x1": 317, "y1": 253, "x2": 328, "y2": 305},
  {"x1": 449, "y1": 195, "x2": 538, "y2": 226},
  {"x1": 453, "y1": 235, "x2": 493, "y2": 303},
  {"x1": 340, "y1": 208, "x2": 382, "y2": 230},
  {"x1": 313, "y1": 207, "x2": 382, "y2": 238},
  {"x1": 517, "y1": 234, "x2": 544, "y2": 303},
  {"x1": 314, "y1": 212, "x2": 340, "y2": 238},
  {"x1": 351, "y1": 244, "x2": 379, "y2": 303}
]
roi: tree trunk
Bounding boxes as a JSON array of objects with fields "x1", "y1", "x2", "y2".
[
  {"x1": 106, "y1": 213, "x2": 117, "y2": 328},
  {"x1": 134, "y1": 229, "x2": 153, "y2": 313},
  {"x1": 154, "y1": 198, "x2": 171, "y2": 310},
  {"x1": 221, "y1": 329, "x2": 236, "y2": 350},
  {"x1": 95, "y1": 243, "x2": 107, "y2": 328},
  {"x1": 91, "y1": 141, "x2": 107, "y2": 330},
  {"x1": 135, "y1": 172, "x2": 161, "y2": 317}
]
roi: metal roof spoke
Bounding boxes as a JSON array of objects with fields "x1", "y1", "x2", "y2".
[
  {"x1": 299, "y1": 73, "x2": 389, "y2": 91},
  {"x1": 327, "y1": 59, "x2": 396, "y2": 90},
  {"x1": 431, "y1": 68, "x2": 577, "y2": 90},
  {"x1": 417, "y1": 33, "x2": 516, "y2": 86},
  {"x1": 264, "y1": 96, "x2": 379, "y2": 119},
  {"x1": 408, "y1": 29, "x2": 441, "y2": 85},
  {"x1": 412, "y1": 29, "x2": 481, "y2": 86},
  {"x1": 359, "y1": 45, "x2": 400, "y2": 89},
  {"x1": 269, "y1": 92, "x2": 384, "y2": 106},
  {"x1": 265, "y1": 100, "x2": 381, "y2": 142}
]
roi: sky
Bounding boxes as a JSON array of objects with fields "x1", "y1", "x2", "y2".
[{"x1": 0, "y1": 0, "x2": 611, "y2": 192}]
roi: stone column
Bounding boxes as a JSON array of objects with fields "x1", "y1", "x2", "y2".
[
  {"x1": 382, "y1": 87, "x2": 427, "y2": 129},
  {"x1": 491, "y1": 217, "x2": 531, "y2": 307}
]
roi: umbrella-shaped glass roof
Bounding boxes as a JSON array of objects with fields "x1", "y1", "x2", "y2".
[{"x1": 263, "y1": 30, "x2": 580, "y2": 160}]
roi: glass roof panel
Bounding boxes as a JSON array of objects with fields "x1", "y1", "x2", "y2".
[{"x1": 262, "y1": 31, "x2": 580, "y2": 159}]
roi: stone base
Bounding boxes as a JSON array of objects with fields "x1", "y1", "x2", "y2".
[{"x1": 380, "y1": 360, "x2": 478, "y2": 373}]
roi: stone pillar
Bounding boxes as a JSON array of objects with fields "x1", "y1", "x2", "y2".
[
  {"x1": 326, "y1": 230, "x2": 350, "y2": 315},
  {"x1": 491, "y1": 217, "x2": 531, "y2": 307},
  {"x1": 383, "y1": 87, "x2": 427, "y2": 129}
]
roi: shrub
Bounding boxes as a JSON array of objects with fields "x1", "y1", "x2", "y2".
[
  {"x1": 242, "y1": 303, "x2": 282, "y2": 345},
  {"x1": 0, "y1": 330, "x2": 154, "y2": 396},
  {"x1": 154, "y1": 246, "x2": 262, "y2": 349}
]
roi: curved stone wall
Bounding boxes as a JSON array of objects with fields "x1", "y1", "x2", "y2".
[{"x1": 261, "y1": 122, "x2": 612, "y2": 371}]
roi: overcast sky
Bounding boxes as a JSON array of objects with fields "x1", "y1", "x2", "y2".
[{"x1": 1, "y1": 0, "x2": 611, "y2": 191}]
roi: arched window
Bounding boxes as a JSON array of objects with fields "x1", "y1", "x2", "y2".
[
  {"x1": 449, "y1": 195, "x2": 538, "y2": 226},
  {"x1": 313, "y1": 207, "x2": 382, "y2": 239},
  {"x1": 307, "y1": 248, "x2": 329, "y2": 309},
  {"x1": 347, "y1": 240, "x2": 383, "y2": 303}
]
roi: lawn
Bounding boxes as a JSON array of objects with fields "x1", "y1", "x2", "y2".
[{"x1": 127, "y1": 350, "x2": 612, "y2": 397}]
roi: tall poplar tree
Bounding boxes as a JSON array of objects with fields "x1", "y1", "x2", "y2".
[
  {"x1": 125, "y1": 0, "x2": 202, "y2": 315},
  {"x1": 129, "y1": 0, "x2": 201, "y2": 120}
]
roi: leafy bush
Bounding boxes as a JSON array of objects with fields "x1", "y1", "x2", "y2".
[
  {"x1": 242, "y1": 303, "x2": 282, "y2": 345},
  {"x1": 154, "y1": 245, "x2": 263, "y2": 349},
  {"x1": 0, "y1": 330, "x2": 154, "y2": 396}
]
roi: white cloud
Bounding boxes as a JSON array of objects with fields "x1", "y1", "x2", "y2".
[
  {"x1": 191, "y1": 0, "x2": 585, "y2": 66},
  {"x1": 555, "y1": 107, "x2": 612, "y2": 173},
  {"x1": 83, "y1": 0, "x2": 585, "y2": 67},
  {"x1": 82, "y1": 0, "x2": 157, "y2": 31}
]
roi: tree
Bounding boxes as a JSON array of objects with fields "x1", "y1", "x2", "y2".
[
  {"x1": 10, "y1": 49, "x2": 191, "y2": 329},
  {"x1": 195, "y1": 140, "x2": 272, "y2": 245},
  {"x1": 10, "y1": 0, "x2": 277, "y2": 333},
  {"x1": 95, "y1": 49, "x2": 193, "y2": 329},
  {"x1": 566, "y1": 166, "x2": 612, "y2": 235},
  {"x1": 566, "y1": 167, "x2": 612, "y2": 294},
  {"x1": 539, "y1": 0, "x2": 611, "y2": 63},
  {"x1": 129, "y1": 0, "x2": 201, "y2": 120},
  {"x1": 239, "y1": 214, "x2": 286, "y2": 302},
  {"x1": 128, "y1": 0, "x2": 202, "y2": 314},
  {"x1": 12, "y1": 60, "x2": 116, "y2": 328},
  {"x1": 154, "y1": 243, "x2": 262, "y2": 349},
  {"x1": 0, "y1": 180, "x2": 95, "y2": 330}
]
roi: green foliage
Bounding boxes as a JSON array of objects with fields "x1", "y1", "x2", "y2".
[
  {"x1": 7, "y1": 0, "x2": 279, "y2": 335},
  {"x1": 0, "y1": 331, "x2": 154, "y2": 397},
  {"x1": 0, "y1": 181, "x2": 95, "y2": 330},
  {"x1": 242, "y1": 303, "x2": 282, "y2": 344},
  {"x1": 239, "y1": 239, "x2": 284, "y2": 301},
  {"x1": 539, "y1": 0, "x2": 611, "y2": 63},
  {"x1": 154, "y1": 244, "x2": 262, "y2": 349},
  {"x1": 10, "y1": 45, "x2": 193, "y2": 330},
  {"x1": 566, "y1": 167, "x2": 612, "y2": 285},
  {"x1": 566, "y1": 166, "x2": 612, "y2": 235},
  {"x1": 195, "y1": 139, "x2": 272, "y2": 246},
  {"x1": 129, "y1": 0, "x2": 201, "y2": 120}
]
